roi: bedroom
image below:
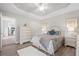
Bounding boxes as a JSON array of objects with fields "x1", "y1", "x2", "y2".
[{"x1": 0, "y1": 3, "x2": 79, "y2": 56}]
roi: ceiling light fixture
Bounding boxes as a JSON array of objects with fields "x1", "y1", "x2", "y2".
[{"x1": 35, "y1": 3, "x2": 48, "y2": 11}]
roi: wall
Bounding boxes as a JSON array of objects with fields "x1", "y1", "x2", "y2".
[
  {"x1": 0, "y1": 13, "x2": 2, "y2": 50},
  {"x1": 43, "y1": 10, "x2": 79, "y2": 36},
  {"x1": 0, "y1": 13, "x2": 1, "y2": 50},
  {"x1": 17, "y1": 10, "x2": 79, "y2": 37}
]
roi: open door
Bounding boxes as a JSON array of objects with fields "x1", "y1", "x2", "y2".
[{"x1": 1, "y1": 16, "x2": 17, "y2": 46}]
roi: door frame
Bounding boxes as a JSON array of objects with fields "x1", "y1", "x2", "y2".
[{"x1": 0, "y1": 13, "x2": 18, "y2": 49}]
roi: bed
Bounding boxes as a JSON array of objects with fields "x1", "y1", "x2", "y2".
[
  {"x1": 41, "y1": 34, "x2": 63, "y2": 51},
  {"x1": 31, "y1": 34, "x2": 64, "y2": 55},
  {"x1": 31, "y1": 27, "x2": 64, "y2": 55}
]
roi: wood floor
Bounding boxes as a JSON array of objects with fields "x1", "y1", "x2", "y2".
[
  {"x1": 55, "y1": 46, "x2": 75, "y2": 56},
  {"x1": 0, "y1": 42, "x2": 76, "y2": 56}
]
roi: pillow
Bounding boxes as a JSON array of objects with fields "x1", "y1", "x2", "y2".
[
  {"x1": 54, "y1": 31, "x2": 60, "y2": 35},
  {"x1": 47, "y1": 29, "x2": 60, "y2": 35},
  {"x1": 48, "y1": 29, "x2": 56, "y2": 35}
]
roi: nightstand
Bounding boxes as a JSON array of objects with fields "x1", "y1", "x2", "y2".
[{"x1": 65, "y1": 37, "x2": 76, "y2": 48}]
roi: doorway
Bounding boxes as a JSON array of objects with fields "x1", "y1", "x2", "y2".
[{"x1": 1, "y1": 16, "x2": 16, "y2": 46}]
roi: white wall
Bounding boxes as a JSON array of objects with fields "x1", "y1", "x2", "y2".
[
  {"x1": 0, "y1": 13, "x2": 2, "y2": 50},
  {"x1": 43, "y1": 10, "x2": 79, "y2": 36},
  {"x1": 0, "y1": 13, "x2": 1, "y2": 50}
]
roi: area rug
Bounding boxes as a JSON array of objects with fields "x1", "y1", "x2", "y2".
[{"x1": 17, "y1": 46, "x2": 46, "y2": 56}]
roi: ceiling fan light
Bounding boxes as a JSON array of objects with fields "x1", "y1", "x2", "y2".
[
  {"x1": 38, "y1": 6, "x2": 48, "y2": 12},
  {"x1": 35, "y1": 3, "x2": 48, "y2": 11}
]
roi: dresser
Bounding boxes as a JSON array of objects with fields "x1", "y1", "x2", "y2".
[
  {"x1": 65, "y1": 36, "x2": 76, "y2": 48},
  {"x1": 65, "y1": 32, "x2": 77, "y2": 48},
  {"x1": 20, "y1": 26, "x2": 32, "y2": 44}
]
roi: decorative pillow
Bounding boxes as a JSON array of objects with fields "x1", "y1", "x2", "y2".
[
  {"x1": 54, "y1": 31, "x2": 60, "y2": 35},
  {"x1": 48, "y1": 29, "x2": 56, "y2": 35},
  {"x1": 47, "y1": 29, "x2": 60, "y2": 35}
]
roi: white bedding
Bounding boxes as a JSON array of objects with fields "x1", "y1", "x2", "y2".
[
  {"x1": 31, "y1": 35, "x2": 54, "y2": 55},
  {"x1": 40, "y1": 35, "x2": 60, "y2": 49},
  {"x1": 31, "y1": 35, "x2": 63, "y2": 55}
]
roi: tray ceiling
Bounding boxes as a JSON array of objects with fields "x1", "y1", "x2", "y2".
[
  {"x1": 1, "y1": 3, "x2": 79, "y2": 20},
  {"x1": 14, "y1": 3, "x2": 70, "y2": 16}
]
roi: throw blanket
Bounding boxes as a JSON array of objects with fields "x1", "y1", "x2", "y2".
[{"x1": 40, "y1": 34, "x2": 59, "y2": 50}]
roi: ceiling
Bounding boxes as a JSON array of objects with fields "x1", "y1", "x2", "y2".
[
  {"x1": 0, "y1": 3, "x2": 79, "y2": 20},
  {"x1": 14, "y1": 3, "x2": 70, "y2": 16}
]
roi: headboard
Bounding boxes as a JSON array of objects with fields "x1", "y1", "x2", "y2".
[{"x1": 47, "y1": 26, "x2": 63, "y2": 35}]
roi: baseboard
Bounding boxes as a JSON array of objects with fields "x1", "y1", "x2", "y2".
[{"x1": 65, "y1": 45, "x2": 76, "y2": 48}]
